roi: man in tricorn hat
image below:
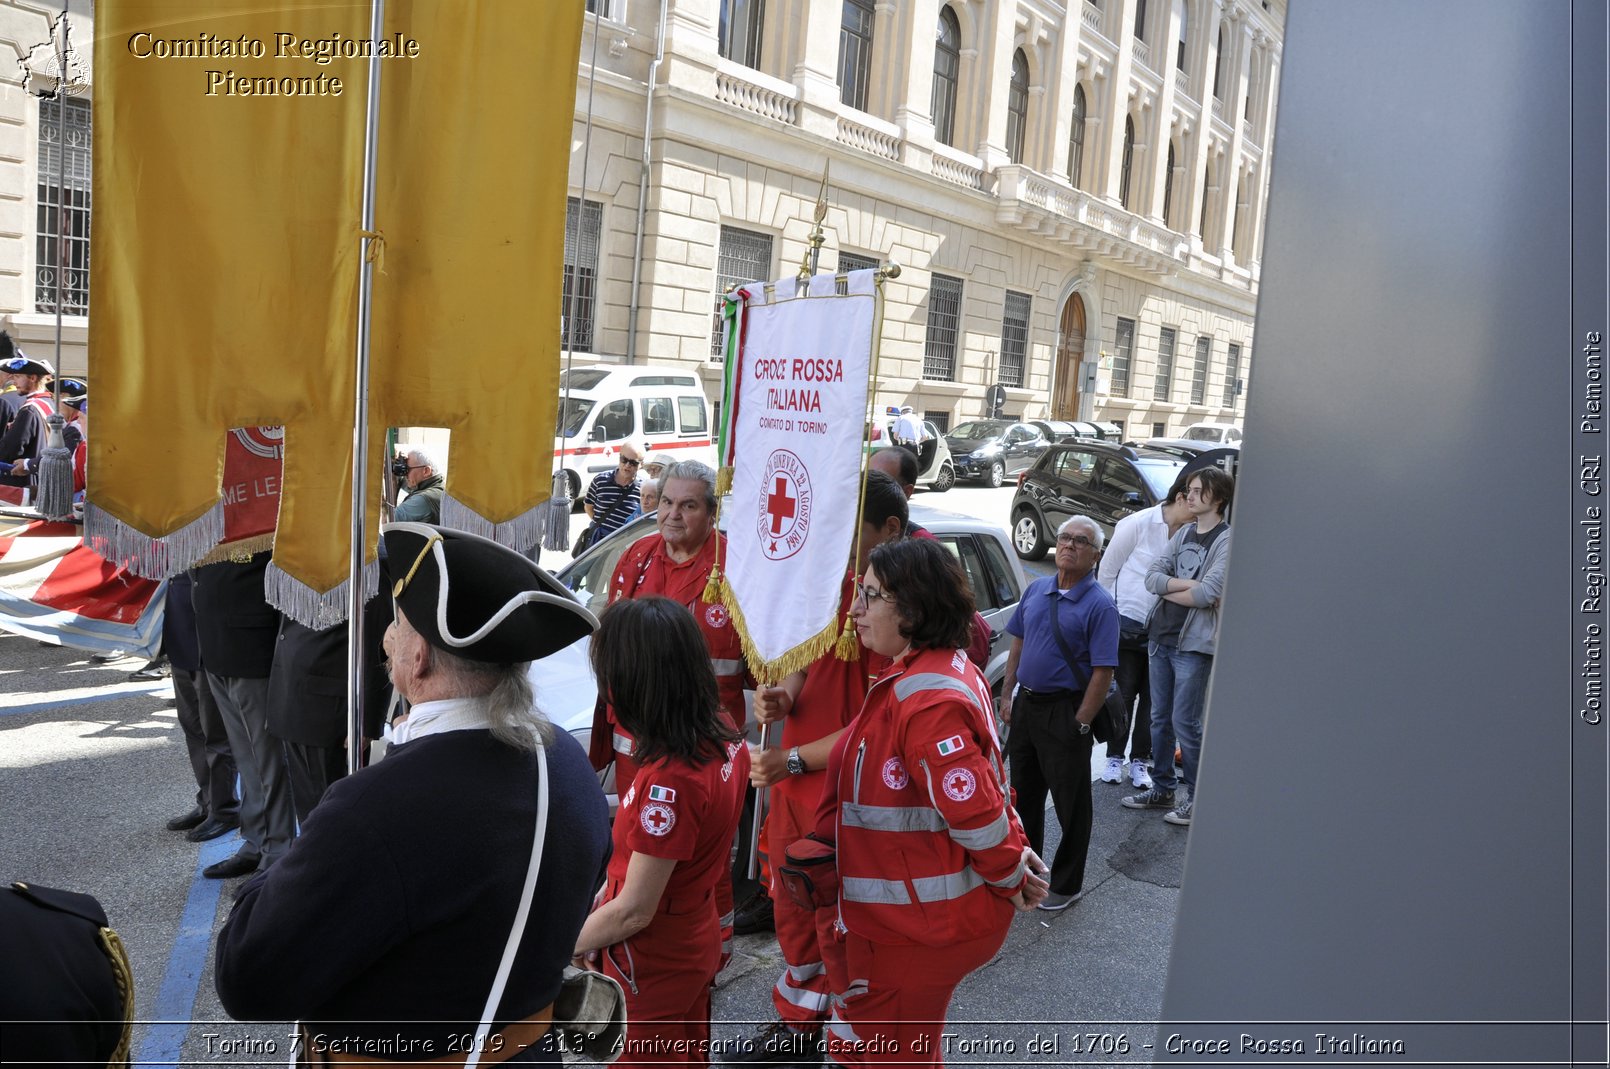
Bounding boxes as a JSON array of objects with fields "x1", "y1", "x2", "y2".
[
  {"x1": 0, "y1": 351, "x2": 57, "y2": 488},
  {"x1": 216, "y1": 522, "x2": 612, "y2": 1063}
]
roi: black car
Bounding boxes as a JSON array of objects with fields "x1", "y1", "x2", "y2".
[
  {"x1": 1142, "y1": 438, "x2": 1242, "y2": 476},
  {"x1": 1008, "y1": 441, "x2": 1191, "y2": 560},
  {"x1": 943, "y1": 420, "x2": 1049, "y2": 487}
]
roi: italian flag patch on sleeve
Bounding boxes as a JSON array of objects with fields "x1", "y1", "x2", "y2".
[
  {"x1": 936, "y1": 735, "x2": 967, "y2": 757},
  {"x1": 648, "y1": 785, "x2": 677, "y2": 803}
]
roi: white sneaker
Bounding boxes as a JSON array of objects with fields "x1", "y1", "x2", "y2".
[
  {"x1": 1129, "y1": 760, "x2": 1153, "y2": 789},
  {"x1": 1101, "y1": 756, "x2": 1123, "y2": 783}
]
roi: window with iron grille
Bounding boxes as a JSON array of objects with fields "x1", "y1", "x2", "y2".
[
  {"x1": 924, "y1": 410, "x2": 950, "y2": 433},
  {"x1": 1154, "y1": 326, "x2": 1176, "y2": 401},
  {"x1": 835, "y1": 251, "x2": 879, "y2": 295},
  {"x1": 1112, "y1": 317, "x2": 1135, "y2": 396},
  {"x1": 1190, "y1": 334, "x2": 1210, "y2": 404},
  {"x1": 1119, "y1": 116, "x2": 1135, "y2": 209},
  {"x1": 36, "y1": 95, "x2": 91, "y2": 316},
  {"x1": 1224, "y1": 343, "x2": 1241, "y2": 405},
  {"x1": 712, "y1": 226, "x2": 773, "y2": 358},
  {"x1": 923, "y1": 274, "x2": 963, "y2": 381},
  {"x1": 1006, "y1": 51, "x2": 1029, "y2": 165},
  {"x1": 719, "y1": 0, "x2": 765, "y2": 69},
  {"x1": 1000, "y1": 291, "x2": 1031, "y2": 388},
  {"x1": 932, "y1": 7, "x2": 960, "y2": 147},
  {"x1": 1151, "y1": 421, "x2": 1166, "y2": 437},
  {"x1": 1068, "y1": 84, "x2": 1086, "y2": 188},
  {"x1": 562, "y1": 198, "x2": 602, "y2": 352},
  {"x1": 838, "y1": 0, "x2": 875, "y2": 111}
]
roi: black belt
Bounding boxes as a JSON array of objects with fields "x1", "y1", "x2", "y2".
[{"x1": 1019, "y1": 686, "x2": 1082, "y2": 701}]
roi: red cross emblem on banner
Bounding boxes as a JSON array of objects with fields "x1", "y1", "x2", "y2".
[{"x1": 758, "y1": 448, "x2": 812, "y2": 561}]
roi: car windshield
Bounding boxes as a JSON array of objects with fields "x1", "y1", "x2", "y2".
[
  {"x1": 1133, "y1": 457, "x2": 1187, "y2": 497},
  {"x1": 557, "y1": 397, "x2": 595, "y2": 438},
  {"x1": 948, "y1": 421, "x2": 1009, "y2": 440},
  {"x1": 1184, "y1": 426, "x2": 1221, "y2": 441},
  {"x1": 559, "y1": 369, "x2": 611, "y2": 391}
]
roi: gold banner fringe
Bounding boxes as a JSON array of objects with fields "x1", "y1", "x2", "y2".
[
  {"x1": 191, "y1": 532, "x2": 276, "y2": 568},
  {"x1": 719, "y1": 574, "x2": 842, "y2": 686},
  {"x1": 98, "y1": 925, "x2": 135, "y2": 1068}
]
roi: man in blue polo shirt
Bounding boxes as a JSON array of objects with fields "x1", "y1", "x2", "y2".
[{"x1": 999, "y1": 513, "x2": 1119, "y2": 912}]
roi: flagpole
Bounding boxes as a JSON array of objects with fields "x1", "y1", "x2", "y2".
[{"x1": 347, "y1": 0, "x2": 387, "y2": 775}]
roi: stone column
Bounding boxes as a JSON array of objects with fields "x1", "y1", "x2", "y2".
[
  {"x1": 893, "y1": 0, "x2": 942, "y2": 166},
  {"x1": 792, "y1": 0, "x2": 848, "y2": 138}
]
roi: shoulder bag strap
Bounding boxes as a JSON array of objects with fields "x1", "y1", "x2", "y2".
[
  {"x1": 1048, "y1": 592, "x2": 1081, "y2": 683},
  {"x1": 464, "y1": 742, "x2": 550, "y2": 1069}
]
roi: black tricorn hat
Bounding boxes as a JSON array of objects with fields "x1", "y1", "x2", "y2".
[{"x1": 382, "y1": 522, "x2": 597, "y2": 663}]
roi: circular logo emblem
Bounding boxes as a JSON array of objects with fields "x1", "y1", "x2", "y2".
[
  {"x1": 705, "y1": 603, "x2": 730, "y2": 629},
  {"x1": 231, "y1": 426, "x2": 285, "y2": 460},
  {"x1": 881, "y1": 757, "x2": 909, "y2": 790},
  {"x1": 640, "y1": 801, "x2": 676, "y2": 837},
  {"x1": 942, "y1": 767, "x2": 977, "y2": 802},
  {"x1": 757, "y1": 449, "x2": 812, "y2": 561}
]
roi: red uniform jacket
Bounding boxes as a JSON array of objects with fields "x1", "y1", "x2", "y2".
[{"x1": 832, "y1": 646, "x2": 1030, "y2": 947}]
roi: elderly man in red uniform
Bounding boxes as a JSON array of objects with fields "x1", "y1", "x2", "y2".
[
  {"x1": 593, "y1": 458, "x2": 747, "y2": 959},
  {"x1": 722, "y1": 470, "x2": 911, "y2": 1068}
]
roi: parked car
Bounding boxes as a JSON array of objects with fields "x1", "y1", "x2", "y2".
[
  {"x1": 552, "y1": 363, "x2": 716, "y2": 502},
  {"x1": 544, "y1": 500, "x2": 1029, "y2": 808},
  {"x1": 942, "y1": 420, "x2": 1050, "y2": 487},
  {"x1": 1007, "y1": 440, "x2": 1193, "y2": 560},
  {"x1": 1181, "y1": 420, "x2": 1244, "y2": 445},
  {"x1": 867, "y1": 418, "x2": 956, "y2": 491},
  {"x1": 1143, "y1": 438, "x2": 1242, "y2": 478},
  {"x1": 1027, "y1": 419, "x2": 1108, "y2": 444}
]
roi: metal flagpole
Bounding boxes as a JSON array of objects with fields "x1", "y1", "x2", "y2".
[{"x1": 347, "y1": 0, "x2": 387, "y2": 774}]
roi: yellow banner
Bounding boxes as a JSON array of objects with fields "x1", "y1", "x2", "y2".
[{"x1": 87, "y1": 1, "x2": 582, "y2": 623}]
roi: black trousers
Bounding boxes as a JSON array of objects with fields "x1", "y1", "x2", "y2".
[
  {"x1": 172, "y1": 668, "x2": 239, "y2": 820},
  {"x1": 281, "y1": 741, "x2": 349, "y2": 827},
  {"x1": 1110, "y1": 642, "x2": 1154, "y2": 762},
  {"x1": 1007, "y1": 689, "x2": 1094, "y2": 897}
]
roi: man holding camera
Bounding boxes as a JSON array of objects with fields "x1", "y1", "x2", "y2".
[{"x1": 394, "y1": 448, "x2": 444, "y2": 524}]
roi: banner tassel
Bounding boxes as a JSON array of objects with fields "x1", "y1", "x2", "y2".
[
  {"x1": 834, "y1": 609, "x2": 860, "y2": 661},
  {"x1": 540, "y1": 473, "x2": 571, "y2": 552},
  {"x1": 714, "y1": 466, "x2": 733, "y2": 497},
  {"x1": 440, "y1": 494, "x2": 548, "y2": 554},
  {"x1": 265, "y1": 559, "x2": 381, "y2": 629},
  {"x1": 84, "y1": 501, "x2": 226, "y2": 579},
  {"x1": 701, "y1": 565, "x2": 724, "y2": 605},
  {"x1": 34, "y1": 415, "x2": 74, "y2": 521}
]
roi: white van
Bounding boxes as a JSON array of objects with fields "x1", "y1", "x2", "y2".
[{"x1": 553, "y1": 364, "x2": 716, "y2": 498}]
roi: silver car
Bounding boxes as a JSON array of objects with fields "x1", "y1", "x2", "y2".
[{"x1": 540, "y1": 500, "x2": 1027, "y2": 810}]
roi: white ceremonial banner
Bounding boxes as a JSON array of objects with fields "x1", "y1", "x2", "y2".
[{"x1": 723, "y1": 269, "x2": 878, "y2": 678}]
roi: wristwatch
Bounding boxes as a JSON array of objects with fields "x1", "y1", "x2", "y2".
[
  {"x1": 785, "y1": 746, "x2": 807, "y2": 776},
  {"x1": 1076, "y1": 720, "x2": 1092, "y2": 736}
]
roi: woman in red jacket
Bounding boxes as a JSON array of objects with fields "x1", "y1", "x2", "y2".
[
  {"x1": 574, "y1": 596, "x2": 748, "y2": 1069},
  {"x1": 826, "y1": 538, "x2": 1048, "y2": 1067}
]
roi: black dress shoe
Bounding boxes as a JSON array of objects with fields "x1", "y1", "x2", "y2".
[
  {"x1": 186, "y1": 815, "x2": 241, "y2": 843},
  {"x1": 203, "y1": 849, "x2": 262, "y2": 879},
  {"x1": 733, "y1": 888, "x2": 775, "y2": 935},
  {"x1": 166, "y1": 806, "x2": 206, "y2": 832}
]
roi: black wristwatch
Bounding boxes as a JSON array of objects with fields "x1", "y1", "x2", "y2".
[{"x1": 786, "y1": 746, "x2": 807, "y2": 775}]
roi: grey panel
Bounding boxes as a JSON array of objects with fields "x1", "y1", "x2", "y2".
[{"x1": 1158, "y1": 1, "x2": 1596, "y2": 1062}]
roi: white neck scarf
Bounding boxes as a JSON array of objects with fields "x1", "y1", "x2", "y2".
[{"x1": 391, "y1": 694, "x2": 495, "y2": 746}]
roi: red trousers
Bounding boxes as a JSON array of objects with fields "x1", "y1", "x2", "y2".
[
  {"x1": 824, "y1": 927, "x2": 1009, "y2": 1067},
  {"x1": 602, "y1": 903, "x2": 721, "y2": 1069},
  {"x1": 766, "y1": 788, "x2": 833, "y2": 1024}
]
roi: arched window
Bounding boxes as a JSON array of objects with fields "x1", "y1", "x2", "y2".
[
  {"x1": 1162, "y1": 140, "x2": 1177, "y2": 227},
  {"x1": 932, "y1": 7, "x2": 960, "y2": 147},
  {"x1": 1006, "y1": 50, "x2": 1029, "y2": 165},
  {"x1": 1119, "y1": 116, "x2": 1135, "y2": 209},
  {"x1": 1068, "y1": 84, "x2": 1087, "y2": 188},
  {"x1": 838, "y1": 0, "x2": 875, "y2": 111},
  {"x1": 1213, "y1": 25, "x2": 1226, "y2": 99}
]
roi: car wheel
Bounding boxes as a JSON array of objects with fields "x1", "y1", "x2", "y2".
[
  {"x1": 933, "y1": 462, "x2": 955, "y2": 493},
  {"x1": 987, "y1": 461, "x2": 1005, "y2": 489},
  {"x1": 565, "y1": 469, "x2": 584, "y2": 510},
  {"x1": 1012, "y1": 511, "x2": 1048, "y2": 561}
]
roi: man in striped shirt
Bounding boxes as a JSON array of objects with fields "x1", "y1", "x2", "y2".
[{"x1": 583, "y1": 443, "x2": 643, "y2": 542}]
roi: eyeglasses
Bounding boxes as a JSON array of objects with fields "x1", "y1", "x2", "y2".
[
  {"x1": 1056, "y1": 534, "x2": 1098, "y2": 550},
  {"x1": 620, "y1": 457, "x2": 641, "y2": 467},
  {"x1": 854, "y1": 581, "x2": 895, "y2": 608}
]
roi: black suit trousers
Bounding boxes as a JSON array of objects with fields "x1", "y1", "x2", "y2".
[{"x1": 1007, "y1": 690, "x2": 1094, "y2": 897}]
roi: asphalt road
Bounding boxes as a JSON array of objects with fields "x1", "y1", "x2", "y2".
[{"x1": 0, "y1": 484, "x2": 1187, "y2": 1067}]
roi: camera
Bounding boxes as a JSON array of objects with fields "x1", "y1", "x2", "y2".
[{"x1": 390, "y1": 455, "x2": 411, "y2": 479}]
